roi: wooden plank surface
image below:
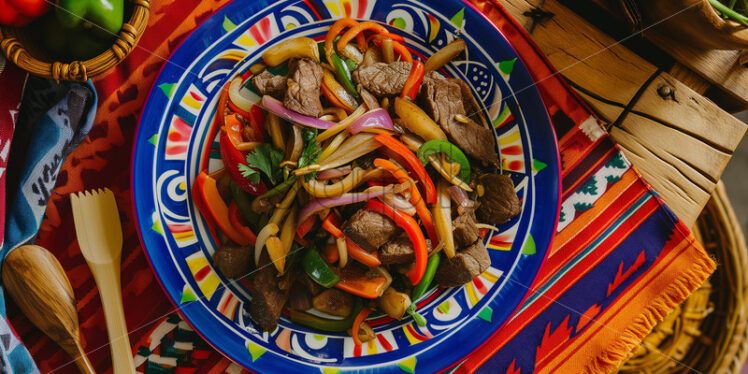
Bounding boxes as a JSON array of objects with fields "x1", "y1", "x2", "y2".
[
  {"x1": 583, "y1": 0, "x2": 748, "y2": 108},
  {"x1": 500, "y1": 0, "x2": 747, "y2": 226}
]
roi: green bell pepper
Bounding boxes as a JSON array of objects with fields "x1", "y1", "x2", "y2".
[
  {"x1": 56, "y1": 0, "x2": 124, "y2": 36},
  {"x1": 43, "y1": 14, "x2": 111, "y2": 61},
  {"x1": 230, "y1": 181, "x2": 260, "y2": 232},
  {"x1": 417, "y1": 140, "x2": 472, "y2": 183},
  {"x1": 289, "y1": 299, "x2": 363, "y2": 332},
  {"x1": 406, "y1": 253, "x2": 441, "y2": 326},
  {"x1": 302, "y1": 248, "x2": 340, "y2": 288},
  {"x1": 329, "y1": 53, "x2": 359, "y2": 98}
]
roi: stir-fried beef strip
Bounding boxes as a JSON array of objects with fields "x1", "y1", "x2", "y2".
[
  {"x1": 284, "y1": 58, "x2": 324, "y2": 118},
  {"x1": 249, "y1": 253, "x2": 293, "y2": 332},
  {"x1": 477, "y1": 173, "x2": 521, "y2": 225},
  {"x1": 421, "y1": 73, "x2": 499, "y2": 167},
  {"x1": 380, "y1": 235, "x2": 434, "y2": 265},
  {"x1": 352, "y1": 61, "x2": 412, "y2": 97},
  {"x1": 288, "y1": 282, "x2": 313, "y2": 311},
  {"x1": 312, "y1": 289, "x2": 354, "y2": 317},
  {"x1": 252, "y1": 70, "x2": 287, "y2": 100},
  {"x1": 453, "y1": 210, "x2": 480, "y2": 247},
  {"x1": 212, "y1": 245, "x2": 251, "y2": 278},
  {"x1": 343, "y1": 209, "x2": 401, "y2": 252},
  {"x1": 434, "y1": 240, "x2": 491, "y2": 287}
]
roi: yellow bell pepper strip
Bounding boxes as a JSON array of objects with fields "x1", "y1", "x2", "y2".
[
  {"x1": 434, "y1": 180, "x2": 455, "y2": 258},
  {"x1": 193, "y1": 172, "x2": 251, "y2": 246},
  {"x1": 374, "y1": 134, "x2": 436, "y2": 204},
  {"x1": 302, "y1": 248, "x2": 340, "y2": 288},
  {"x1": 330, "y1": 53, "x2": 359, "y2": 99},
  {"x1": 417, "y1": 139, "x2": 471, "y2": 183},
  {"x1": 401, "y1": 61, "x2": 425, "y2": 101},
  {"x1": 228, "y1": 201, "x2": 257, "y2": 245},
  {"x1": 372, "y1": 158, "x2": 438, "y2": 246},
  {"x1": 336, "y1": 272, "x2": 387, "y2": 299},
  {"x1": 290, "y1": 299, "x2": 363, "y2": 332},
  {"x1": 322, "y1": 72, "x2": 356, "y2": 114},
  {"x1": 366, "y1": 199, "x2": 427, "y2": 285},
  {"x1": 368, "y1": 34, "x2": 413, "y2": 63},
  {"x1": 351, "y1": 308, "x2": 373, "y2": 346},
  {"x1": 325, "y1": 18, "x2": 367, "y2": 64},
  {"x1": 219, "y1": 132, "x2": 268, "y2": 195}
]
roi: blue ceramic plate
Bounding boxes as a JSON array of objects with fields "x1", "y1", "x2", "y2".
[{"x1": 133, "y1": 0, "x2": 560, "y2": 371}]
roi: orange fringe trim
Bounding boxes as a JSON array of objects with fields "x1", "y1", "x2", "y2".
[{"x1": 585, "y1": 254, "x2": 717, "y2": 373}]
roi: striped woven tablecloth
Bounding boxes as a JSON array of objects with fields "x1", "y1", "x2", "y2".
[{"x1": 7, "y1": 0, "x2": 714, "y2": 372}]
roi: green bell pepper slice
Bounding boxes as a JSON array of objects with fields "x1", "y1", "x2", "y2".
[
  {"x1": 302, "y1": 248, "x2": 340, "y2": 288},
  {"x1": 329, "y1": 53, "x2": 359, "y2": 99},
  {"x1": 56, "y1": 0, "x2": 124, "y2": 36},
  {"x1": 406, "y1": 253, "x2": 441, "y2": 326},
  {"x1": 230, "y1": 181, "x2": 260, "y2": 232},
  {"x1": 289, "y1": 299, "x2": 363, "y2": 332},
  {"x1": 417, "y1": 140, "x2": 471, "y2": 183}
]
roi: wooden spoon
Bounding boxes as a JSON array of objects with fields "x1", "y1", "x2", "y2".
[{"x1": 2, "y1": 245, "x2": 95, "y2": 374}]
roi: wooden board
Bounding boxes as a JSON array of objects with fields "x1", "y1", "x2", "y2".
[
  {"x1": 583, "y1": 0, "x2": 748, "y2": 109},
  {"x1": 500, "y1": 0, "x2": 747, "y2": 226}
]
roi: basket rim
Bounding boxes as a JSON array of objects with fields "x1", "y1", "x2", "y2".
[{"x1": 0, "y1": 0, "x2": 151, "y2": 82}]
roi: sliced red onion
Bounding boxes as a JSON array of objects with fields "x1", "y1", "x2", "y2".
[
  {"x1": 448, "y1": 185, "x2": 474, "y2": 214},
  {"x1": 316, "y1": 165, "x2": 353, "y2": 181},
  {"x1": 347, "y1": 108, "x2": 394, "y2": 134},
  {"x1": 261, "y1": 95, "x2": 336, "y2": 129},
  {"x1": 298, "y1": 183, "x2": 407, "y2": 222},
  {"x1": 379, "y1": 194, "x2": 416, "y2": 216}
]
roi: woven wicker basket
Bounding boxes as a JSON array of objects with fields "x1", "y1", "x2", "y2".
[
  {"x1": 619, "y1": 181, "x2": 748, "y2": 373},
  {"x1": 0, "y1": 0, "x2": 150, "y2": 82}
]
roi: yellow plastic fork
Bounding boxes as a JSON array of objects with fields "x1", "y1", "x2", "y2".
[{"x1": 70, "y1": 189, "x2": 136, "y2": 374}]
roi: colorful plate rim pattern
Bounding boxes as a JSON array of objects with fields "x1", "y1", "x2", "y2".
[{"x1": 132, "y1": 0, "x2": 561, "y2": 372}]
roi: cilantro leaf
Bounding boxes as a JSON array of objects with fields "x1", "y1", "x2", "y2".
[
  {"x1": 245, "y1": 144, "x2": 284, "y2": 184},
  {"x1": 238, "y1": 163, "x2": 260, "y2": 184},
  {"x1": 297, "y1": 130, "x2": 322, "y2": 181}
]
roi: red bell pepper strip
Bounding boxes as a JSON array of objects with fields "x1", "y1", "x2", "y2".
[
  {"x1": 321, "y1": 213, "x2": 344, "y2": 238},
  {"x1": 322, "y1": 242, "x2": 340, "y2": 264},
  {"x1": 337, "y1": 21, "x2": 393, "y2": 53},
  {"x1": 366, "y1": 199, "x2": 428, "y2": 285},
  {"x1": 0, "y1": 0, "x2": 49, "y2": 27},
  {"x1": 400, "y1": 61, "x2": 425, "y2": 101},
  {"x1": 336, "y1": 274, "x2": 387, "y2": 299},
  {"x1": 374, "y1": 134, "x2": 436, "y2": 204},
  {"x1": 192, "y1": 174, "x2": 219, "y2": 244},
  {"x1": 372, "y1": 158, "x2": 438, "y2": 245},
  {"x1": 219, "y1": 132, "x2": 268, "y2": 195},
  {"x1": 322, "y1": 213, "x2": 382, "y2": 267},
  {"x1": 296, "y1": 214, "x2": 318, "y2": 239},
  {"x1": 351, "y1": 308, "x2": 373, "y2": 346},
  {"x1": 346, "y1": 238, "x2": 381, "y2": 267},
  {"x1": 325, "y1": 18, "x2": 367, "y2": 63},
  {"x1": 228, "y1": 202, "x2": 257, "y2": 245},
  {"x1": 224, "y1": 113, "x2": 245, "y2": 147},
  {"x1": 227, "y1": 101, "x2": 265, "y2": 142},
  {"x1": 193, "y1": 172, "x2": 251, "y2": 246}
]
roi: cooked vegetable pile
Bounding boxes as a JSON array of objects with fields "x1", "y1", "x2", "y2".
[{"x1": 193, "y1": 18, "x2": 521, "y2": 343}]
